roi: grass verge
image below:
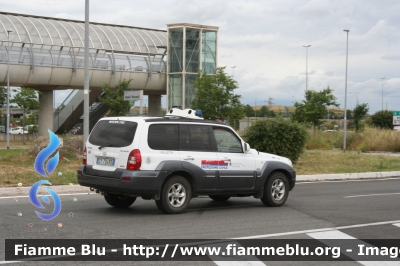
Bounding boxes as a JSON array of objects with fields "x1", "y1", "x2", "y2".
[
  {"x1": 295, "y1": 150, "x2": 400, "y2": 175},
  {"x1": 0, "y1": 149, "x2": 80, "y2": 187},
  {"x1": 1, "y1": 148, "x2": 399, "y2": 187}
]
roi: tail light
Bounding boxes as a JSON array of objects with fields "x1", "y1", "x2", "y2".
[
  {"x1": 83, "y1": 146, "x2": 87, "y2": 165},
  {"x1": 127, "y1": 149, "x2": 141, "y2": 170}
]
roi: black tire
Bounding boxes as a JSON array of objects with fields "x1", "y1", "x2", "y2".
[
  {"x1": 261, "y1": 172, "x2": 289, "y2": 207},
  {"x1": 104, "y1": 194, "x2": 136, "y2": 208},
  {"x1": 156, "y1": 175, "x2": 191, "y2": 214},
  {"x1": 209, "y1": 195, "x2": 231, "y2": 202}
]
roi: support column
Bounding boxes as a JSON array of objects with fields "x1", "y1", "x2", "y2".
[
  {"x1": 148, "y1": 95, "x2": 161, "y2": 116},
  {"x1": 38, "y1": 90, "x2": 54, "y2": 136}
]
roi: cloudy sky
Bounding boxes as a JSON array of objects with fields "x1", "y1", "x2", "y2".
[{"x1": 1, "y1": 0, "x2": 399, "y2": 114}]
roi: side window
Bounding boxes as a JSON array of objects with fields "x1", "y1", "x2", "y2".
[
  {"x1": 148, "y1": 124, "x2": 179, "y2": 150},
  {"x1": 179, "y1": 125, "x2": 191, "y2": 150},
  {"x1": 179, "y1": 125, "x2": 213, "y2": 152},
  {"x1": 213, "y1": 127, "x2": 243, "y2": 153},
  {"x1": 189, "y1": 125, "x2": 213, "y2": 151}
]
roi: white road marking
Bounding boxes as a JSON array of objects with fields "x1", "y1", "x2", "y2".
[
  {"x1": 308, "y1": 230, "x2": 400, "y2": 265},
  {"x1": 233, "y1": 219, "x2": 400, "y2": 239},
  {"x1": 344, "y1": 193, "x2": 400, "y2": 198},
  {"x1": 392, "y1": 223, "x2": 400, "y2": 228},
  {"x1": 0, "y1": 192, "x2": 95, "y2": 199},
  {"x1": 297, "y1": 177, "x2": 400, "y2": 184}
]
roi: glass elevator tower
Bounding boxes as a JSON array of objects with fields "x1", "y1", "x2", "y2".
[{"x1": 167, "y1": 23, "x2": 218, "y2": 110}]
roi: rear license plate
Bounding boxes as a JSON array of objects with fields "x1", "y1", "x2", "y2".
[{"x1": 96, "y1": 157, "x2": 115, "y2": 166}]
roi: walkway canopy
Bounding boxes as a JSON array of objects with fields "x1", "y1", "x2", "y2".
[{"x1": 0, "y1": 11, "x2": 167, "y2": 55}]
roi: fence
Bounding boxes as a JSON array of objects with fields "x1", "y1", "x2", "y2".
[{"x1": 0, "y1": 134, "x2": 39, "y2": 141}]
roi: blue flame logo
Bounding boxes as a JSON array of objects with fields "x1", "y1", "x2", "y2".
[
  {"x1": 29, "y1": 130, "x2": 62, "y2": 221},
  {"x1": 29, "y1": 180, "x2": 61, "y2": 221},
  {"x1": 34, "y1": 130, "x2": 60, "y2": 177}
]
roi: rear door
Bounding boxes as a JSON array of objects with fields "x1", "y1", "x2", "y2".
[
  {"x1": 212, "y1": 126, "x2": 256, "y2": 189},
  {"x1": 140, "y1": 123, "x2": 180, "y2": 171},
  {"x1": 179, "y1": 124, "x2": 218, "y2": 190}
]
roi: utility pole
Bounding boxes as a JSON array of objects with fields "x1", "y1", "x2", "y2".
[{"x1": 303, "y1": 45, "x2": 311, "y2": 90}]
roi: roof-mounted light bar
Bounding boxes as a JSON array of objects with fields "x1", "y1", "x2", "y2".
[{"x1": 165, "y1": 108, "x2": 204, "y2": 120}]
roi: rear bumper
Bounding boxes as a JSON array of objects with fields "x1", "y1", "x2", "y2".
[{"x1": 77, "y1": 165, "x2": 170, "y2": 196}]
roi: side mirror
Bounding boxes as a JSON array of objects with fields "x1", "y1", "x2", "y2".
[{"x1": 244, "y1": 143, "x2": 250, "y2": 152}]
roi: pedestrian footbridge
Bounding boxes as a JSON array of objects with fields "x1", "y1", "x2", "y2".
[{"x1": 0, "y1": 11, "x2": 167, "y2": 135}]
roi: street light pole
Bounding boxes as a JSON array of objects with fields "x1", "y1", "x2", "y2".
[
  {"x1": 343, "y1": 29, "x2": 349, "y2": 150},
  {"x1": 380, "y1": 77, "x2": 385, "y2": 111},
  {"x1": 6, "y1": 28, "x2": 13, "y2": 150},
  {"x1": 83, "y1": 0, "x2": 90, "y2": 148},
  {"x1": 303, "y1": 45, "x2": 311, "y2": 90}
]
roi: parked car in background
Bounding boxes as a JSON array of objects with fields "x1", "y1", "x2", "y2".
[{"x1": 10, "y1": 127, "x2": 24, "y2": 134}]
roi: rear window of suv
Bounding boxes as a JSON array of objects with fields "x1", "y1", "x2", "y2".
[
  {"x1": 89, "y1": 120, "x2": 138, "y2": 147},
  {"x1": 148, "y1": 124, "x2": 179, "y2": 150}
]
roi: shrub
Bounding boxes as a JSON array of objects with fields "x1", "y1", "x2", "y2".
[
  {"x1": 369, "y1": 110, "x2": 393, "y2": 129},
  {"x1": 245, "y1": 119, "x2": 308, "y2": 162}
]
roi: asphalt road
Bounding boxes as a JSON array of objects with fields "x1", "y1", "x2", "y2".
[{"x1": 1, "y1": 178, "x2": 400, "y2": 266}]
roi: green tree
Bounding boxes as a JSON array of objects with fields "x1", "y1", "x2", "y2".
[
  {"x1": 191, "y1": 67, "x2": 245, "y2": 124},
  {"x1": 11, "y1": 87, "x2": 41, "y2": 143},
  {"x1": 99, "y1": 79, "x2": 134, "y2": 116},
  {"x1": 268, "y1": 110, "x2": 277, "y2": 117},
  {"x1": 370, "y1": 110, "x2": 393, "y2": 129},
  {"x1": 258, "y1": 105, "x2": 269, "y2": 117},
  {"x1": 244, "y1": 104, "x2": 254, "y2": 117},
  {"x1": 0, "y1": 86, "x2": 6, "y2": 108},
  {"x1": 292, "y1": 87, "x2": 339, "y2": 134},
  {"x1": 353, "y1": 103, "x2": 369, "y2": 132},
  {"x1": 0, "y1": 86, "x2": 7, "y2": 119},
  {"x1": 245, "y1": 118, "x2": 308, "y2": 162},
  {"x1": 346, "y1": 109, "x2": 352, "y2": 120}
]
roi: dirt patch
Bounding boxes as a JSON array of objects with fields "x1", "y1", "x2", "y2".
[{"x1": 28, "y1": 134, "x2": 84, "y2": 159}]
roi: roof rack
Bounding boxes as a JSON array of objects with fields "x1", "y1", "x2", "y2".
[{"x1": 165, "y1": 108, "x2": 203, "y2": 120}]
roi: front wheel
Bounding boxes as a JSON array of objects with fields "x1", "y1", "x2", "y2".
[
  {"x1": 156, "y1": 175, "x2": 191, "y2": 214},
  {"x1": 261, "y1": 172, "x2": 289, "y2": 207},
  {"x1": 104, "y1": 194, "x2": 136, "y2": 208}
]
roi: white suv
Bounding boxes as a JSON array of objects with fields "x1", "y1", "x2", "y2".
[{"x1": 78, "y1": 109, "x2": 296, "y2": 214}]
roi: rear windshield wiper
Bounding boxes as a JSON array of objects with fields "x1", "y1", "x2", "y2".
[{"x1": 98, "y1": 144, "x2": 120, "y2": 150}]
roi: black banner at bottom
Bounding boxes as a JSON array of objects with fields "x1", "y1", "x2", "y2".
[{"x1": 5, "y1": 239, "x2": 400, "y2": 261}]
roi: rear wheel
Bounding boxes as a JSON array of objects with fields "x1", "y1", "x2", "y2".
[
  {"x1": 156, "y1": 175, "x2": 191, "y2": 214},
  {"x1": 104, "y1": 194, "x2": 136, "y2": 208},
  {"x1": 261, "y1": 172, "x2": 289, "y2": 207},
  {"x1": 209, "y1": 195, "x2": 231, "y2": 202}
]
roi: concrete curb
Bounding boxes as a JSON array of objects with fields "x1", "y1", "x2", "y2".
[
  {"x1": 0, "y1": 185, "x2": 91, "y2": 197},
  {"x1": 296, "y1": 171, "x2": 400, "y2": 182},
  {"x1": 0, "y1": 171, "x2": 399, "y2": 197}
]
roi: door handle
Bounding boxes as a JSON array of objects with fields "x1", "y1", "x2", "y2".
[
  {"x1": 184, "y1": 157, "x2": 194, "y2": 161},
  {"x1": 223, "y1": 158, "x2": 231, "y2": 162}
]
